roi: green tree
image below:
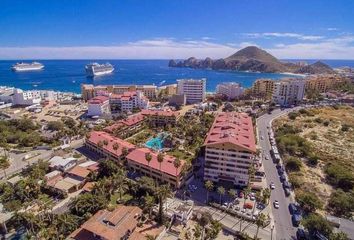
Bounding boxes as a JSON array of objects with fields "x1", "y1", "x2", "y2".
[
  {"x1": 173, "y1": 157, "x2": 181, "y2": 177},
  {"x1": 254, "y1": 213, "x2": 267, "y2": 239},
  {"x1": 145, "y1": 152, "x2": 153, "y2": 176},
  {"x1": 217, "y1": 186, "x2": 225, "y2": 205},
  {"x1": 112, "y1": 142, "x2": 119, "y2": 157},
  {"x1": 296, "y1": 192, "x2": 323, "y2": 213},
  {"x1": 285, "y1": 157, "x2": 302, "y2": 172},
  {"x1": 205, "y1": 180, "x2": 214, "y2": 203},
  {"x1": 156, "y1": 184, "x2": 172, "y2": 223},
  {"x1": 228, "y1": 189, "x2": 237, "y2": 200},
  {"x1": 328, "y1": 189, "x2": 354, "y2": 218},
  {"x1": 262, "y1": 188, "x2": 271, "y2": 205},
  {"x1": 70, "y1": 193, "x2": 108, "y2": 218},
  {"x1": 206, "y1": 220, "x2": 222, "y2": 240},
  {"x1": 99, "y1": 159, "x2": 119, "y2": 177},
  {"x1": 0, "y1": 155, "x2": 10, "y2": 177},
  {"x1": 329, "y1": 232, "x2": 349, "y2": 240},
  {"x1": 193, "y1": 224, "x2": 202, "y2": 240},
  {"x1": 143, "y1": 193, "x2": 156, "y2": 219},
  {"x1": 302, "y1": 213, "x2": 333, "y2": 238},
  {"x1": 157, "y1": 152, "x2": 164, "y2": 182}
]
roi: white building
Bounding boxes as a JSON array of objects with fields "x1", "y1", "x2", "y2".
[
  {"x1": 177, "y1": 78, "x2": 206, "y2": 104},
  {"x1": 110, "y1": 91, "x2": 149, "y2": 113},
  {"x1": 272, "y1": 78, "x2": 306, "y2": 106},
  {"x1": 87, "y1": 95, "x2": 111, "y2": 117},
  {"x1": 203, "y1": 112, "x2": 257, "y2": 187},
  {"x1": 12, "y1": 89, "x2": 42, "y2": 106},
  {"x1": 216, "y1": 82, "x2": 244, "y2": 100},
  {"x1": 49, "y1": 156, "x2": 77, "y2": 172}
]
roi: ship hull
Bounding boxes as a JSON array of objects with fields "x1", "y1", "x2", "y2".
[
  {"x1": 86, "y1": 68, "x2": 114, "y2": 77},
  {"x1": 12, "y1": 66, "x2": 44, "y2": 72}
]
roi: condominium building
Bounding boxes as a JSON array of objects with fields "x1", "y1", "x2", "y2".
[
  {"x1": 216, "y1": 82, "x2": 244, "y2": 100},
  {"x1": 85, "y1": 131, "x2": 136, "y2": 161},
  {"x1": 203, "y1": 112, "x2": 256, "y2": 187},
  {"x1": 126, "y1": 148, "x2": 187, "y2": 188},
  {"x1": 81, "y1": 84, "x2": 157, "y2": 101},
  {"x1": 141, "y1": 109, "x2": 180, "y2": 127},
  {"x1": 87, "y1": 96, "x2": 111, "y2": 116},
  {"x1": 272, "y1": 78, "x2": 306, "y2": 106},
  {"x1": 251, "y1": 79, "x2": 275, "y2": 100},
  {"x1": 110, "y1": 91, "x2": 149, "y2": 113},
  {"x1": 305, "y1": 74, "x2": 349, "y2": 93},
  {"x1": 177, "y1": 78, "x2": 206, "y2": 104},
  {"x1": 104, "y1": 113, "x2": 146, "y2": 138}
]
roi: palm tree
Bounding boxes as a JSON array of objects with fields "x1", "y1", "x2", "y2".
[
  {"x1": 157, "y1": 152, "x2": 164, "y2": 180},
  {"x1": 217, "y1": 186, "x2": 225, "y2": 205},
  {"x1": 173, "y1": 157, "x2": 181, "y2": 177},
  {"x1": 143, "y1": 193, "x2": 155, "y2": 219},
  {"x1": 112, "y1": 142, "x2": 119, "y2": 157},
  {"x1": 145, "y1": 152, "x2": 153, "y2": 177},
  {"x1": 97, "y1": 140, "x2": 104, "y2": 149},
  {"x1": 248, "y1": 165, "x2": 256, "y2": 184},
  {"x1": 156, "y1": 184, "x2": 172, "y2": 223},
  {"x1": 262, "y1": 188, "x2": 271, "y2": 205},
  {"x1": 228, "y1": 189, "x2": 237, "y2": 201},
  {"x1": 103, "y1": 139, "x2": 109, "y2": 147},
  {"x1": 122, "y1": 147, "x2": 129, "y2": 158},
  {"x1": 0, "y1": 155, "x2": 10, "y2": 177},
  {"x1": 254, "y1": 213, "x2": 267, "y2": 239},
  {"x1": 193, "y1": 224, "x2": 202, "y2": 240},
  {"x1": 204, "y1": 180, "x2": 214, "y2": 203}
]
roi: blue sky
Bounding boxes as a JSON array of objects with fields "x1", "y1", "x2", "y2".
[{"x1": 0, "y1": 0, "x2": 353, "y2": 59}]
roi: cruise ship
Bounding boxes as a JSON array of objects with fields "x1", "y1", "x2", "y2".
[
  {"x1": 85, "y1": 63, "x2": 114, "y2": 77},
  {"x1": 11, "y1": 62, "x2": 44, "y2": 71}
]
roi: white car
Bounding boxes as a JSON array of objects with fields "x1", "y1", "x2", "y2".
[
  {"x1": 270, "y1": 182, "x2": 275, "y2": 190},
  {"x1": 265, "y1": 155, "x2": 269, "y2": 160},
  {"x1": 273, "y1": 200, "x2": 280, "y2": 209}
]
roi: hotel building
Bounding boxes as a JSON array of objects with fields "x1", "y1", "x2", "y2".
[
  {"x1": 87, "y1": 96, "x2": 111, "y2": 117},
  {"x1": 81, "y1": 84, "x2": 157, "y2": 101},
  {"x1": 305, "y1": 74, "x2": 349, "y2": 93},
  {"x1": 203, "y1": 112, "x2": 256, "y2": 187},
  {"x1": 109, "y1": 91, "x2": 149, "y2": 113},
  {"x1": 177, "y1": 78, "x2": 206, "y2": 104},
  {"x1": 216, "y1": 82, "x2": 244, "y2": 100},
  {"x1": 272, "y1": 78, "x2": 306, "y2": 106},
  {"x1": 104, "y1": 113, "x2": 146, "y2": 139},
  {"x1": 251, "y1": 78, "x2": 275, "y2": 100},
  {"x1": 141, "y1": 109, "x2": 180, "y2": 127}
]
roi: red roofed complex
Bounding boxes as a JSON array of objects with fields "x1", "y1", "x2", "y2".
[
  {"x1": 203, "y1": 112, "x2": 257, "y2": 187},
  {"x1": 126, "y1": 148, "x2": 187, "y2": 188},
  {"x1": 69, "y1": 205, "x2": 143, "y2": 240},
  {"x1": 109, "y1": 90, "x2": 149, "y2": 113},
  {"x1": 141, "y1": 109, "x2": 180, "y2": 127},
  {"x1": 104, "y1": 113, "x2": 145, "y2": 138},
  {"x1": 85, "y1": 131, "x2": 135, "y2": 161},
  {"x1": 87, "y1": 96, "x2": 111, "y2": 117}
]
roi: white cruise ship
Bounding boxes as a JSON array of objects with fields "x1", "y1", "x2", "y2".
[
  {"x1": 11, "y1": 62, "x2": 44, "y2": 71},
  {"x1": 85, "y1": 63, "x2": 114, "y2": 77}
]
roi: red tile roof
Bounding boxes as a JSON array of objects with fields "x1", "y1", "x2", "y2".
[
  {"x1": 69, "y1": 205, "x2": 142, "y2": 240},
  {"x1": 204, "y1": 112, "x2": 256, "y2": 152},
  {"x1": 126, "y1": 148, "x2": 185, "y2": 177},
  {"x1": 141, "y1": 109, "x2": 180, "y2": 117},
  {"x1": 88, "y1": 95, "x2": 109, "y2": 104},
  {"x1": 68, "y1": 166, "x2": 91, "y2": 179},
  {"x1": 87, "y1": 131, "x2": 135, "y2": 157},
  {"x1": 82, "y1": 182, "x2": 94, "y2": 192},
  {"x1": 104, "y1": 113, "x2": 145, "y2": 133}
]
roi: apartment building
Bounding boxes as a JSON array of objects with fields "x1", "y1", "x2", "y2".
[
  {"x1": 69, "y1": 205, "x2": 144, "y2": 240},
  {"x1": 272, "y1": 78, "x2": 306, "y2": 106},
  {"x1": 104, "y1": 113, "x2": 146, "y2": 138},
  {"x1": 85, "y1": 131, "x2": 136, "y2": 161},
  {"x1": 203, "y1": 112, "x2": 256, "y2": 187},
  {"x1": 126, "y1": 148, "x2": 186, "y2": 188},
  {"x1": 141, "y1": 109, "x2": 180, "y2": 127},
  {"x1": 216, "y1": 82, "x2": 244, "y2": 100},
  {"x1": 87, "y1": 96, "x2": 111, "y2": 116},
  {"x1": 81, "y1": 84, "x2": 157, "y2": 101},
  {"x1": 305, "y1": 74, "x2": 349, "y2": 93},
  {"x1": 251, "y1": 79, "x2": 275, "y2": 100},
  {"x1": 177, "y1": 78, "x2": 206, "y2": 104},
  {"x1": 110, "y1": 91, "x2": 149, "y2": 113}
]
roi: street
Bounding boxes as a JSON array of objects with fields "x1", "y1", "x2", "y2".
[{"x1": 257, "y1": 108, "x2": 301, "y2": 240}]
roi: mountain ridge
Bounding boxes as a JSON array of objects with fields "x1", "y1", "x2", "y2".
[{"x1": 168, "y1": 46, "x2": 335, "y2": 74}]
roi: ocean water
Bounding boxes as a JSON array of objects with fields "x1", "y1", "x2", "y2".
[{"x1": 0, "y1": 59, "x2": 353, "y2": 93}]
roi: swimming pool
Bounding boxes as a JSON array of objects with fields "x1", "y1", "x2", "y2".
[{"x1": 145, "y1": 133, "x2": 168, "y2": 150}]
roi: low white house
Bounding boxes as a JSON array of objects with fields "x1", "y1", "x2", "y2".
[
  {"x1": 87, "y1": 95, "x2": 111, "y2": 117},
  {"x1": 49, "y1": 156, "x2": 77, "y2": 172}
]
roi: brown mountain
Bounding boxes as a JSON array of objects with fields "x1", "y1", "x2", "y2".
[{"x1": 168, "y1": 46, "x2": 334, "y2": 74}]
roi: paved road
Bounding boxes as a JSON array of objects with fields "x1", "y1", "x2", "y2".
[{"x1": 257, "y1": 108, "x2": 301, "y2": 240}]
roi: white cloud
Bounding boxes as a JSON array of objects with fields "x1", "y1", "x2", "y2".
[
  {"x1": 0, "y1": 38, "x2": 236, "y2": 59},
  {"x1": 201, "y1": 36, "x2": 214, "y2": 40},
  {"x1": 0, "y1": 36, "x2": 353, "y2": 60},
  {"x1": 327, "y1": 27, "x2": 338, "y2": 31},
  {"x1": 243, "y1": 32, "x2": 324, "y2": 41}
]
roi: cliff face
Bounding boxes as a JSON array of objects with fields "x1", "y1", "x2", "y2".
[{"x1": 168, "y1": 46, "x2": 334, "y2": 74}]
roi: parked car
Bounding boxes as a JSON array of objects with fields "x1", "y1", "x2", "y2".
[
  {"x1": 288, "y1": 203, "x2": 300, "y2": 214},
  {"x1": 280, "y1": 174, "x2": 287, "y2": 182},
  {"x1": 296, "y1": 228, "x2": 308, "y2": 240},
  {"x1": 270, "y1": 182, "x2": 275, "y2": 190},
  {"x1": 284, "y1": 188, "x2": 291, "y2": 197},
  {"x1": 283, "y1": 181, "x2": 291, "y2": 189},
  {"x1": 273, "y1": 200, "x2": 280, "y2": 209},
  {"x1": 292, "y1": 214, "x2": 302, "y2": 227}
]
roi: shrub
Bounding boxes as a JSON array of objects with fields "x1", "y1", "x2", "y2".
[
  {"x1": 328, "y1": 189, "x2": 354, "y2": 218},
  {"x1": 288, "y1": 174, "x2": 304, "y2": 189},
  {"x1": 296, "y1": 191, "x2": 323, "y2": 213},
  {"x1": 341, "y1": 124, "x2": 350, "y2": 132},
  {"x1": 288, "y1": 112, "x2": 299, "y2": 120},
  {"x1": 325, "y1": 163, "x2": 354, "y2": 191},
  {"x1": 314, "y1": 117, "x2": 323, "y2": 124},
  {"x1": 307, "y1": 153, "x2": 319, "y2": 166},
  {"x1": 285, "y1": 157, "x2": 302, "y2": 172},
  {"x1": 302, "y1": 213, "x2": 333, "y2": 237},
  {"x1": 323, "y1": 120, "x2": 330, "y2": 127}
]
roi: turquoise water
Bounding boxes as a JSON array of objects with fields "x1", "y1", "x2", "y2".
[{"x1": 145, "y1": 132, "x2": 169, "y2": 150}]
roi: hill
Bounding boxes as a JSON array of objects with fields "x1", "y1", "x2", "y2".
[{"x1": 168, "y1": 46, "x2": 334, "y2": 74}]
